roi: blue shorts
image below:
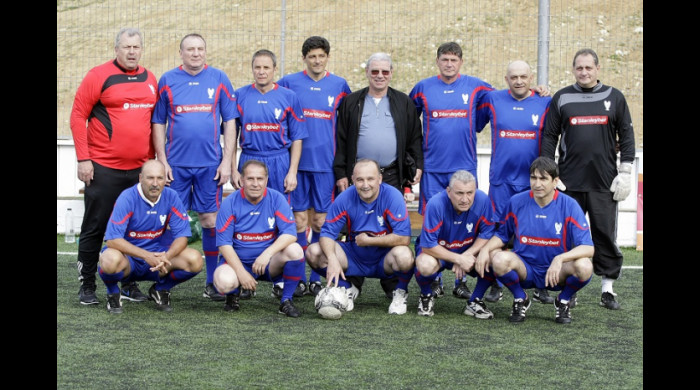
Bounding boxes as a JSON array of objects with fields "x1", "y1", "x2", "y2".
[
  {"x1": 517, "y1": 256, "x2": 563, "y2": 292},
  {"x1": 239, "y1": 150, "x2": 290, "y2": 200},
  {"x1": 339, "y1": 241, "x2": 392, "y2": 279},
  {"x1": 488, "y1": 182, "x2": 528, "y2": 221},
  {"x1": 100, "y1": 246, "x2": 161, "y2": 283},
  {"x1": 419, "y1": 170, "x2": 477, "y2": 214},
  {"x1": 170, "y1": 165, "x2": 223, "y2": 213},
  {"x1": 291, "y1": 171, "x2": 335, "y2": 213},
  {"x1": 217, "y1": 256, "x2": 275, "y2": 282}
]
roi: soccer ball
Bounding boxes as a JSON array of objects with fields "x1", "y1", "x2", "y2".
[{"x1": 314, "y1": 286, "x2": 350, "y2": 320}]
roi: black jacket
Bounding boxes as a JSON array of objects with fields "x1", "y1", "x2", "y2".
[{"x1": 334, "y1": 86, "x2": 423, "y2": 185}]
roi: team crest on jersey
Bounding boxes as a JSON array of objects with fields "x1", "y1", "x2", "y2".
[
  {"x1": 377, "y1": 216, "x2": 384, "y2": 227},
  {"x1": 531, "y1": 114, "x2": 539, "y2": 126},
  {"x1": 328, "y1": 96, "x2": 334, "y2": 107},
  {"x1": 462, "y1": 94, "x2": 469, "y2": 105},
  {"x1": 267, "y1": 217, "x2": 275, "y2": 229},
  {"x1": 604, "y1": 100, "x2": 611, "y2": 111},
  {"x1": 555, "y1": 222, "x2": 562, "y2": 235},
  {"x1": 466, "y1": 223, "x2": 473, "y2": 233},
  {"x1": 159, "y1": 214, "x2": 167, "y2": 226},
  {"x1": 274, "y1": 108, "x2": 282, "y2": 119},
  {"x1": 207, "y1": 88, "x2": 215, "y2": 99}
]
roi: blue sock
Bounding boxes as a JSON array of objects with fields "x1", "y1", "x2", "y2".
[
  {"x1": 415, "y1": 270, "x2": 438, "y2": 296},
  {"x1": 158, "y1": 270, "x2": 199, "y2": 290},
  {"x1": 281, "y1": 258, "x2": 305, "y2": 302},
  {"x1": 469, "y1": 271, "x2": 495, "y2": 302},
  {"x1": 296, "y1": 231, "x2": 309, "y2": 284},
  {"x1": 559, "y1": 274, "x2": 592, "y2": 302},
  {"x1": 308, "y1": 231, "x2": 322, "y2": 283},
  {"x1": 202, "y1": 228, "x2": 218, "y2": 285},
  {"x1": 98, "y1": 268, "x2": 124, "y2": 295},
  {"x1": 499, "y1": 270, "x2": 526, "y2": 300},
  {"x1": 395, "y1": 269, "x2": 413, "y2": 291}
]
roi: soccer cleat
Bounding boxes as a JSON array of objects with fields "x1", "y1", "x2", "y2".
[
  {"x1": 271, "y1": 283, "x2": 283, "y2": 298},
  {"x1": 380, "y1": 276, "x2": 399, "y2": 299},
  {"x1": 388, "y1": 288, "x2": 408, "y2": 315},
  {"x1": 203, "y1": 283, "x2": 225, "y2": 301},
  {"x1": 508, "y1": 295, "x2": 531, "y2": 323},
  {"x1": 224, "y1": 293, "x2": 240, "y2": 312},
  {"x1": 106, "y1": 293, "x2": 123, "y2": 314},
  {"x1": 240, "y1": 288, "x2": 255, "y2": 300},
  {"x1": 555, "y1": 296, "x2": 572, "y2": 324},
  {"x1": 532, "y1": 287, "x2": 555, "y2": 304},
  {"x1": 417, "y1": 294, "x2": 435, "y2": 317},
  {"x1": 569, "y1": 292, "x2": 578, "y2": 308},
  {"x1": 308, "y1": 282, "x2": 323, "y2": 296},
  {"x1": 120, "y1": 281, "x2": 149, "y2": 302},
  {"x1": 293, "y1": 282, "x2": 307, "y2": 298},
  {"x1": 452, "y1": 280, "x2": 472, "y2": 299},
  {"x1": 278, "y1": 299, "x2": 301, "y2": 318},
  {"x1": 431, "y1": 277, "x2": 445, "y2": 298},
  {"x1": 345, "y1": 284, "x2": 360, "y2": 312},
  {"x1": 464, "y1": 298, "x2": 494, "y2": 319},
  {"x1": 79, "y1": 284, "x2": 99, "y2": 305},
  {"x1": 600, "y1": 291, "x2": 621, "y2": 310},
  {"x1": 484, "y1": 282, "x2": 503, "y2": 302},
  {"x1": 149, "y1": 284, "x2": 172, "y2": 312}
]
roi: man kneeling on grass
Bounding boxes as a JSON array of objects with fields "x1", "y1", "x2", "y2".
[
  {"x1": 98, "y1": 160, "x2": 203, "y2": 314},
  {"x1": 213, "y1": 160, "x2": 305, "y2": 318},
  {"x1": 475, "y1": 157, "x2": 594, "y2": 324}
]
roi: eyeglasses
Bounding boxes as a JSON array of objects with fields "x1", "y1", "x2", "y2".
[{"x1": 370, "y1": 69, "x2": 391, "y2": 76}]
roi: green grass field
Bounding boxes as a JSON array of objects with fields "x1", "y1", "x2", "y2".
[{"x1": 57, "y1": 235, "x2": 643, "y2": 389}]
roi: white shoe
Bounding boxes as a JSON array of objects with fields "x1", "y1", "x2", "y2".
[
  {"x1": 388, "y1": 288, "x2": 408, "y2": 315},
  {"x1": 345, "y1": 284, "x2": 360, "y2": 312}
]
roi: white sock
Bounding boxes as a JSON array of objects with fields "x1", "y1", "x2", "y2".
[{"x1": 602, "y1": 277, "x2": 615, "y2": 294}]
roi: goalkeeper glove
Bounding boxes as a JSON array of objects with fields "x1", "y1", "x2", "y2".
[{"x1": 609, "y1": 162, "x2": 633, "y2": 201}]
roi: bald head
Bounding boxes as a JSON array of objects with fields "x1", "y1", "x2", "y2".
[{"x1": 505, "y1": 60, "x2": 534, "y2": 100}]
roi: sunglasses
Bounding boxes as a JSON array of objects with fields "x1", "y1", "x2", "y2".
[{"x1": 370, "y1": 69, "x2": 391, "y2": 76}]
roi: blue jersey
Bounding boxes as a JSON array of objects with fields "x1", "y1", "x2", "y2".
[
  {"x1": 151, "y1": 65, "x2": 239, "y2": 167},
  {"x1": 235, "y1": 83, "x2": 308, "y2": 153},
  {"x1": 278, "y1": 70, "x2": 351, "y2": 172},
  {"x1": 410, "y1": 74, "x2": 494, "y2": 173},
  {"x1": 418, "y1": 189, "x2": 495, "y2": 253},
  {"x1": 482, "y1": 89, "x2": 551, "y2": 186},
  {"x1": 215, "y1": 187, "x2": 297, "y2": 260},
  {"x1": 496, "y1": 190, "x2": 593, "y2": 273},
  {"x1": 321, "y1": 183, "x2": 411, "y2": 259},
  {"x1": 104, "y1": 184, "x2": 191, "y2": 252}
]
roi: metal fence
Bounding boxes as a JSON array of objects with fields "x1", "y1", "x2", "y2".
[{"x1": 57, "y1": 0, "x2": 643, "y2": 148}]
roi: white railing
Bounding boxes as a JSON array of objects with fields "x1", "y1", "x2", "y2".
[{"x1": 57, "y1": 139, "x2": 643, "y2": 247}]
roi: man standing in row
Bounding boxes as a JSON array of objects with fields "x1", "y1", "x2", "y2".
[
  {"x1": 151, "y1": 33, "x2": 240, "y2": 302},
  {"x1": 70, "y1": 27, "x2": 158, "y2": 305}
]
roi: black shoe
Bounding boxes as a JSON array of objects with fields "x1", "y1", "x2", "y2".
[
  {"x1": 224, "y1": 293, "x2": 240, "y2": 312},
  {"x1": 509, "y1": 295, "x2": 532, "y2": 323},
  {"x1": 278, "y1": 299, "x2": 301, "y2": 318},
  {"x1": 346, "y1": 276, "x2": 364, "y2": 298},
  {"x1": 148, "y1": 284, "x2": 172, "y2": 312},
  {"x1": 308, "y1": 282, "x2": 323, "y2": 296},
  {"x1": 452, "y1": 280, "x2": 471, "y2": 299},
  {"x1": 600, "y1": 292, "x2": 621, "y2": 310},
  {"x1": 240, "y1": 288, "x2": 255, "y2": 300},
  {"x1": 431, "y1": 277, "x2": 445, "y2": 298},
  {"x1": 484, "y1": 283, "x2": 503, "y2": 302},
  {"x1": 293, "y1": 282, "x2": 307, "y2": 298},
  {"x1": 79, "y1": 284, "x2": 99, "y2": 305},
  {"x1": 121, "y1": 281, "x2": 149, "y2": 302},
  {"x1": 532, "y1": 288, "x2": 554, "y2": 304},
  {"x1": 106, "y1": 293, "x2": 123, "y2": 314},
  {"x1": 555, "y1": 296, "x2": 572, "y2": 324},
  {"x1": 203, "y1": 283, "x2": 225, "y2": 301},
  {"x1": 380, "y1": 276, "x2": 399, "y2": 299},
  {"x1": 569, "y1": 292, "x2": 578, "y2": 308},
  {"x1": 271, "y1": 283, "x2": 283, "y2": 298}
]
